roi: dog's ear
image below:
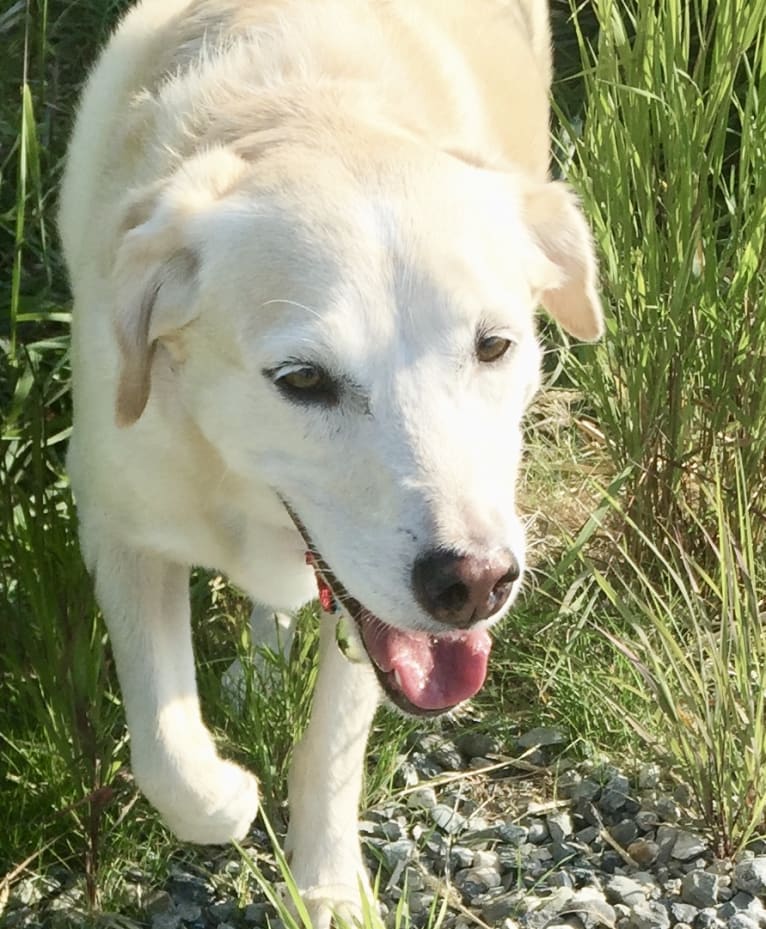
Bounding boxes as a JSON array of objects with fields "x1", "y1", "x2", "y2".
[
  {"x1": 524, "y1": 181, "x2": 603, "y2": 341},
  {"x1": 113, "y1": 203, "x2": 201, "y2": 427},
  {"x1": 113, "y1": 149, "x2": 249, "y2": 426}
]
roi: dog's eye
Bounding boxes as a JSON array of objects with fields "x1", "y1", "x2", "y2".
[
  {"x1": 476, "y1": 335, "x2": 512, "y2": 363},
  {"x1": 273, "y1": 365, "x2": 339, "y2": 406},
  {"x1": 282, "y1": 366, "x2": 323, "y2": 390}
]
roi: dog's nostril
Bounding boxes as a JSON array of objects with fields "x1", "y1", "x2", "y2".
[
  {"x1": 497, "y1": 558, "x2": 520, "y2": 588},
  {"x1": 434, "y1": 581, "x2": 469, "y2": 614},
  {"x1": 412, "y1": 547, "x2": 520, "y2": 627}
]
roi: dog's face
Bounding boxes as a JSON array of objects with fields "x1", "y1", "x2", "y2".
[{"x1": 114, "y1": 143, "x2": 601, "y2": 714}]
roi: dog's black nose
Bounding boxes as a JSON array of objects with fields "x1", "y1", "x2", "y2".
[{"x1": 411, "y1": 548, "x2": 519, "y2": 627}]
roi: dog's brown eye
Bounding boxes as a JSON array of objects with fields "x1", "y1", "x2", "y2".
[
  {"x1": 272, "y1": 364, "x2": 340, "y2": 407},
  {"x1": 476, "y1": 335, "x2": 512, "y2": 363},
  {"x1": 282, "y1": 366, "x2": 323, "y2": 390}
]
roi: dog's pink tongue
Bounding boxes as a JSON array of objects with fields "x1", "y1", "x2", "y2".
[{"x1": 360, "y1": 620, "x2": 491, "y2": 710}]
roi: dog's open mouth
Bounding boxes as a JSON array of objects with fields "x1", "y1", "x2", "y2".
[{"x1": 308, "y1": 552, "x2": 491, "y2": 717}]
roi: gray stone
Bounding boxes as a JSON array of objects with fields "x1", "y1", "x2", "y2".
[
  {"x1": 670, "y1": 901, "x2": 698, "y2": 923},
  {"x1": 527, "y1": 819, "x2": 549, "y2": 844},
  {"x1": 455, "y1": 866, "x2": 502, "y2": 896},
  {"x1": 517, "y1": 726, "x2": 567, "y2": 749},
  {"x1": 394, "y1": 761, "x2": 420, "y2": 787},
  {"x1": 497, "y1": 823, "x2": 529, "y2": 846},
  {"x1": 734, "y1": 858, "x2": 766, "y2": 896},
  {"x1": 429, "y1": 742, "x2": 464, "y2": 772},
  {"x1": 450, "y1": 845, "x2": 475, "y2": 869},
  {"x1": 600, "y1": 775, "x2": 632, "y2": 814},
  {"x1": 406, "y1": 891, "x2": 434, "y2": 915},
  {"x1": 694, "y1": 908, "x2": 725, "y2": 929},
  {"x1": 551, "y1": 841, "x2": 580, "y2": 863},
  {"x1": 655, "y1": 825, "x2": 680, "y2": 860},
  {"x1": 175, "y1": 901, "x2": 201, "y2": 922},
  {"x1": 605, "y1": 876, "x2": 648, "y2": 907},
  {"x1": 568, "y1": 887, "x2": 617, "y2": 929},
  {"x1": 431, "y1": 804, "x2": 466, "y2": 835},
  {"x1": 151, "y1": 916, "x2": 181, "y2": 929},
  {"x1": 381, "y1": 839, "x2": 416, "y2": 869},
  {"x1": 208, "y1": 902, "x2": 235, "y2": 922},
  {"x1": 576, "y1": 826, "x2": 601, "y2": 845},
  {"x1": 243, "y1": 903, "x2": 269, "y2": 925},
  {"x1": 146, "y1": 891, "x2": 174, "y2": 916},
  {"x1": 575, "y1": 799, "x2": 604, "y2": 829},
  {"x1": 547, "y1": 811, "x2": 574, "y2": 843},
  {"x1": 166, "y1": 874, "x2": 210, "y2": 907},
  {"x1": 610, "y1": 819, "x2": 638, "y2": 846},
  {"x1": 728, "y1": 917, "x2": 759, "y2": 929},
  {"x1": 635, "y1": 810, "x2": 660, "y2": 832},
  {"x1": 572, "y1": 778, "x2": 602, "y2": 802},
  {"x1": 547, "y1": 871, "x2": 574, "y2": 889},
  {"x1": 680, "y1": 869, "x2": 719, "y2": 907},
  {"x1": 637, "y1": 764, "x2": 661, "y2": 790},
  {"x1": 481, "y1": 894, "x2": 520, "y2": 922},
  {"x1": 457, "y1": 732, "x2": 499, "y2": 758},
  {"x1": 406, "y1": 786, "x2": 437, "y2": 811},
  {"x1": 655, "y1": 797, "x2": 681, "y2": 823},
  {"x1": 671, "y1": 830, "x2": 708, "y2": 861},
  {"x1": 473, "y1": 850, "x2": 500, "y2": 870},
  {"x1": 557, "y1": 770, "x2": 583, "y2": 799},
  {"x1": 626, "y1": 901, "x2": 670, "y2": 929},
  {"x1": 717, "y1": 891, "x2": 766, "y2": 921}
]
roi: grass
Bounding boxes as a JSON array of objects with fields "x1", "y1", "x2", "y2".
[{"x1": 2, "y1": 0, "x2": 766, "y2": 925}]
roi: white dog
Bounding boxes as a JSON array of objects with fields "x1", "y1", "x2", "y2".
[{"x1": 59, "y1": 0, "x2": 602, "y2": 923}]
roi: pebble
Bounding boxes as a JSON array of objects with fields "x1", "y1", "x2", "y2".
[
  {"x1": 457, "y1": 732, "x2": 499, "y2": 758},
  {"x1": 15, "y1": 740, "x2": 760, "y2": 929},
  {"x1": 430, "y1": 804, "x2": 466, "y2": 835},
  {"x1": 610, "y1": 819, "x2": 638, "y2": 846},
  {"x1": 728, "y1": 916, "x2": 759, "y2": 929},
  {"x1": 670, "y1": 900, "x2": 698, "y2": 923},
  {"x1": 670, "y1": 830, "x2": 708, "y2": 861},
  {"x1": 680, "y1": 869, "x2": 719, "y2": 907},
  {"x1": 734, "y1": 857, "x2": 766, "y2": 896},
  {"x1": 547, "y1": 811, "x2": 574, "y2": 842},
  {"x1": 406, "y1": 786, "x2": 437, "y2": 811},
  {"x1": 517, "y1": 726, "x2": 567, "y2": 749},
  {"x1": 637, "y1": 764, "x2": 661, "y2": 790},
  {"x1": 600, "y1": 775, "x2": 632, "y2": 814},
  {"x1": 626, "y1": 901, "x2": 670, "y2": 929},
  {"x1": 481, "y1": 893, "x2": 520, "y2": 922}
]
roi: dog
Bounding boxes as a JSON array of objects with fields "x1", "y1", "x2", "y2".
[{"x1": 58, "y1": 0, "x2": 602, "y2": 923}]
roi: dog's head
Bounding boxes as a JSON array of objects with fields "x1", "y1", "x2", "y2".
[{"x1": 112, "y1": 139, "x2": 601, "y2": 714}]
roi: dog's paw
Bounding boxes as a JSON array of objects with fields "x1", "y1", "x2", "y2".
[
  {"x1": 146, "y1": 758, "x2": 259, "y2": 845},
  {"x1": 288, "y1": 851, "x2": 377, "y2": 929},
  {"x1": 294, "y1": 882, "x2": 378, "y2": 929}
]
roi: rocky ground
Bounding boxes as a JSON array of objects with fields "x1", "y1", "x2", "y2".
[{"x1": 5, "y1": 727, "x2": 766, "y2": 929}]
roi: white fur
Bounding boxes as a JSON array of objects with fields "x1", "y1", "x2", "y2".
[{"x1": 59, "y1": 1, "x2": 601, "y2": 924}]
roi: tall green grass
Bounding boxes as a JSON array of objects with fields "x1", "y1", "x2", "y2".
[
  {"x1": 588, "y1": 453, "x2": 766, "y2": 856},
  {"x1": 559, "y1": 0, "x2": 766, "y2": 547}
]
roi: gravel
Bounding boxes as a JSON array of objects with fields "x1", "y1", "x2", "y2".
[{"x1": 7, "y1": 726, "x2": 766, "y2": 928}]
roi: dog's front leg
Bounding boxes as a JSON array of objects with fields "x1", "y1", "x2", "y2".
[
  {"x1": 286, "y1": 617, "x2": 380, "y2": 928},
  {"x1": 92, "y1": 535, "x2": 259, "y2": 844}
]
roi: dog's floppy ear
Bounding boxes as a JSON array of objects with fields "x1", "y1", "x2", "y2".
[
  {"x1": 524, "y1": 181, "x2": 603, "y2": 341},
  {"x1": 113, "y1": 148, "x2": 249, "y2": 426},
  {"x1": 113, "y1": 201, "x2": 200, "y2": 427}
]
